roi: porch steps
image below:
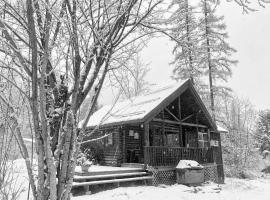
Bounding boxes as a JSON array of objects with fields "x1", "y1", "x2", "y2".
[
  {"x1": 73, "y1": 171, "x2": 148, "y2": 181},
  {"x1": 72, "y1": 175, "x2": 152, "y2": 187},
  {"x1": 75, "y1": 167, "x2": 145, "y2": 176},
  {"x1": 72, "y1": 167, "x2": 152, "y2": 189}
]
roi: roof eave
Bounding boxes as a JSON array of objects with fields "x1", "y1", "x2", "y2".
[{"x1": 86, "y1": 118, "x2": 145, "y2": 129}]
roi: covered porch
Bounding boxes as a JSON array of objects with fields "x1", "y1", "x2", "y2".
[{"x1": 141, "y1": 87, "x2": 220, "y2": 168}]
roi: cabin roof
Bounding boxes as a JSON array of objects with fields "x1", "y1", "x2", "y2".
[{"x1": 79, "y1": 79, "x2": 217, "y2": 130}]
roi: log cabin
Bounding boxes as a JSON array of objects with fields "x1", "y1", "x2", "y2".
[{"x1": 80, "y1": 79, "x2": 226, "y2": 183}]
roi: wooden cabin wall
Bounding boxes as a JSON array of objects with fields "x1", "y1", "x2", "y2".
[
  {"x1": 123, "y1": 124, "x2": 144, "y2": 163},
  {"x1": 83, "y1": 126, "x2": 123, "y2": 166}
]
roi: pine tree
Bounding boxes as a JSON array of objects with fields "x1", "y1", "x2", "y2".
[
  {"x1": 198, "y1": 0, "x2": 237, "y2": 119},
  {"x1": 169, "y1": 0, "x2": 204, "y2": 86}
]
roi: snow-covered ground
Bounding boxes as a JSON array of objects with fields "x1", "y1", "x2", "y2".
[
  {"x1": 8, "y1": 159, "x2": 270, "y2": 200},
  {"x1": 72, "y1": 178, "x2": 270, "y2": 200}
]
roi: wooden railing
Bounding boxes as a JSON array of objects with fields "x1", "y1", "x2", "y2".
[{"x1": 144, "y1": 146, "x2": 214, "y2": 166}]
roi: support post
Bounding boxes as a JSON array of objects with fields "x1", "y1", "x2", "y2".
[
  {"x1": 207, "y1": 129, "x2": 211, "y2": 147},
  {"x1": 178, "y1": 97, "x2": 183, "y2": 146},
  {"x1": 196, "y1": 115, "x2": 199, "y2": 148},
  {"x1": 144, "y1": 123, "x2": 150, "y2": 146},
  {"x1": 162, "y1": 110, "x2": 166, "y2": 145},
  {"x1": 144, "y1": 123, "x2": 150, "y2": 165},
  {"x1": 122, "y1": 126, "x2": 126, "y2": 163}
]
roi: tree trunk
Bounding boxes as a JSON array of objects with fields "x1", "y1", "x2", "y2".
[
  {"x1": 203, "y1": 0, "x2": 215, "y2": 120},
  {"x1": 185, "y1": 0, "x2": 194, "y2": 83}
]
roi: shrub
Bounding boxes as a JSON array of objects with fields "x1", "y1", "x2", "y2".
[{"x1": 81, "y1": 142, "x2": 104, "y2": 164}]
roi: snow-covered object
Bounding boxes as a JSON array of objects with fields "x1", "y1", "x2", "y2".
[
  {"x1": 176, "y1": 160, "x2": 203, "y2": 169},
  {"x1": 79, "y1": 80, "x2": 188, "y2": 128},
  {"x1": 217, "y1": 125, "x2": 228, "y2": 133}
]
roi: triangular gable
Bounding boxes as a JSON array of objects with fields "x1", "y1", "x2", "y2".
[{"x1": 143, "y1": 79, "x2": 217, "y2": 131}]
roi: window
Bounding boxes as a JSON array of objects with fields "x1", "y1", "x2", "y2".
[
  {"x1": 198, "y1": 132, "x2": 209, "y2": 148},
  {"x1": 104, "y1": 131, "x2": 113, "y2": 146}
]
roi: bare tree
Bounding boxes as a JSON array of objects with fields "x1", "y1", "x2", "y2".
[
  {"x1": 216, "y1": 92, "x2": 257, "y2": 175},
  {"x1": 0, "y1": 0, "x2": 163, "y2": 199},
  {"x1": 0, "y1": 1, "x2": 268, "y2": 199},
  {"x1": 0, "y1": 69, "x2": 30, "y2": 200},
  {"x1": 109, "y1": 53, "x2": 152, "y2": 99}
]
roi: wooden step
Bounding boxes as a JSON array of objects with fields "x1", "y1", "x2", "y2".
[
  {"x1": 121, "y1": 163, "x2": 145, "y2": 169},
  {"x1": 74, "y1": 172, "x2": 148, "y2": 181},
  {"x1": 72, "y1": 176, "x2": 153, "y2": 187},
  {"x1": 75, "y1": 168, "x2": 144, "y2": 176}
]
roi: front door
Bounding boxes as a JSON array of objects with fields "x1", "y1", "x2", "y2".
[{"x1": 125, "y1": 128, "x2": 142, "y2": 163}]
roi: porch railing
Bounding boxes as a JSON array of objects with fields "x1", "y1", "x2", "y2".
[{"x1": 144, "y1": 146, "x2": 214, "y2": 166}]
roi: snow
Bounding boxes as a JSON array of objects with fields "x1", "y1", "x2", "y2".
[
  {"x1": 176, "y1": 160, "x2": 203, "y2": 169},
  {"x1": 23, "y1": 137, "x2": 35, "y2": 143},
  {"x1": 10, "y1": 159, "x2": 270, "y2": 200},
  {"x1": 74, "y1": 165, "x2": 143, "y2": 174},
  {"x1": 79, "y1": 80, "x2": 188, "y2": 128},
  {"x1": 72, "y1": 178, "x2": 270, "y2": 200},
  {"x1": 217, "y1": 126, "x2": 228, "y2": 133}
]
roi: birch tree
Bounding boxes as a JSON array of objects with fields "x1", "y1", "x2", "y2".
[{"x1": 0, "y1": 0, "x2": 162, "y2": 199}]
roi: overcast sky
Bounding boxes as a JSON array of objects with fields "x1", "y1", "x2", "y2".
[{"x1": 140, "y1": 2, "x2": 270, "y2": 110}]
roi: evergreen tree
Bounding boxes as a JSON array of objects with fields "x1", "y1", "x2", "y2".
[
  {"x1": 169, "y1": 0, "x2": 204, "y2": 86},
  {"x1": 198, "y1": 0, "x2": 237, "y2": 119}
]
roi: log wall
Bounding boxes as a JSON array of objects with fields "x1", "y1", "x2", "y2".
[{"x1": 83, "y1": 126, "x2": 123, "y2": 166}]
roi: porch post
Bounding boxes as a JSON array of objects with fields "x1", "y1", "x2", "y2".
[
  {"x1": 178, "y1": 96, "x2": 183, "y2": 146},
  {"x1": 207, "y1": 129, "x2": 211, "y2": 147},
  {"x1": 122, "y1": 126, "x2": 126, "y2": 163},
  {"x1": 161, "y1": 110, "x2": 166, "y2": 145},
  {"x1": 144, "y1": 122, "x2": 150, "y2": 146},
  {"x1": 196, "y1": 115, "x2": 199, "y2": 147},
  {"x1": 144, "y1": 123, "x2": 150, "y2": 165}
]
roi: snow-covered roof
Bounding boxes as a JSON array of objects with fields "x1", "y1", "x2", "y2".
[
  {"x1": 80, "y1": 80, "x2": 189, "y2": 128},
  {"x1": 217, "y1": 125, "x2": 228, "y2": 133}
]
